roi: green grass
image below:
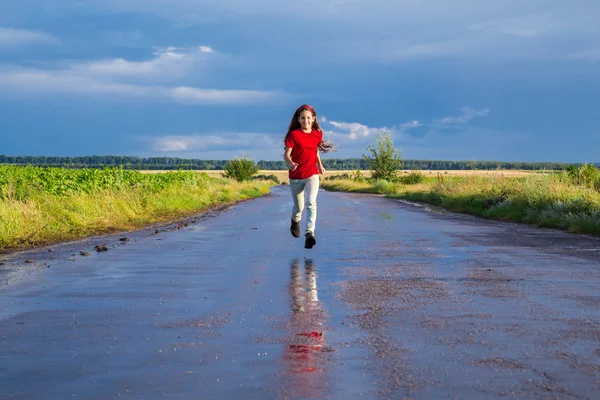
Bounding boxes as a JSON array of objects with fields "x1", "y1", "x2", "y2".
[
  {"x1": 0, "y1": 166, "x2": 274, "y2": 250},
  {"x1": 321, "y1": 171, "x2": 600, "y2": 235}
]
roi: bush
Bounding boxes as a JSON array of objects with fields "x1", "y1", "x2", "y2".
[
  {"x1": 567, "y1": 163, "x2": 600, "y2": 190},
  {"x1": 253, "y1": 174, "x2": 280, "y2": 184},
  {"x1": 373, "y1": 179, "x2": 396, "y2": 195},
  {"x1": 399, "y1": 171, "x2": 424, "y2": 185},
  {"x1": 481, "y1": 185, "x2": 512, "y2": 208},
  {"x1": 363, "y1": 130, "x2": 403, "y2": 181},
  {"x1": 223, "y1": 156, "x2": 259, "y2": 182},
  {"x1": 324, "y1": 173, "x2": 351, "y2": 181},
  {"x1": 352, "y1": 170, "x2": 367, "y2": 182}
]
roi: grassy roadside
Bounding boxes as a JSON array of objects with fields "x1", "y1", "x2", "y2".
[
  {"x1": 0, "y1": 166, "x2": 275, "y2": 251},
  {"x1": 321, "y1": 171, "x2": 600, "y2": 235}
]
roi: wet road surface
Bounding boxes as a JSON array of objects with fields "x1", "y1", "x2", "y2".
[{"x1": 1, "y1": 186, "x2": 600, "y2": 399}]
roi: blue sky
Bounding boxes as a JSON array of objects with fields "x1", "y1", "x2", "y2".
[{"x1": 0, "y1": 0, "x2": 599, "y2": 162}]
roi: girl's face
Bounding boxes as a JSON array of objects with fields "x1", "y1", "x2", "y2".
[{"x1": 298, "y1": 110, "x2": 314, "y2": 132}]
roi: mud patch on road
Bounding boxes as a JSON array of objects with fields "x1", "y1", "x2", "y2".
[
  {"x1": 338, "y1": 266, "x2": 380, "y2": 277},
  {"x1": 438, "y1": 334, "x2": 490, "y2": 348},
  {"x1": 472, "y1": 356, "x2": 527, "y2": 370},
  {"x1": 460, "y1": 267, "x2": 523, "y2": 299},
  {"x1": 419, "y1": 316, "x2": 450, "y2": 330},
  {"x1": 549, "y1": 318, "x2": 600, "y2": 343},
  {"x1": 419, "y1": 313, "x2": 493, "y2": 331},
  {"x1": 487, "y1": 321, "x2": 533, "y2": 338},
  {"x1": 553, "y1": 351, "x2": 600, "y2": 377},
  {"x1": 340, "y1": 277, "x2": 451, "y2": 312}
]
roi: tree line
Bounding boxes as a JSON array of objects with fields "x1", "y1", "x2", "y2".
[{"x1": 0, "y1": 155, "x2": 589, "y2": 171}]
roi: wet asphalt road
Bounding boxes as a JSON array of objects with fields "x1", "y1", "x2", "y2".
[{"x1": 1, "y1": 185, "x2": 600, "y2": 399}]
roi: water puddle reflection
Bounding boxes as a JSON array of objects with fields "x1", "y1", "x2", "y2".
[{"x1": 283, "y1": 258, "x2": 333, "y2": 397}]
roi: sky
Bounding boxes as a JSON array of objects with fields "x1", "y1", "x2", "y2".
[{"x1": 0, "y1": 0, "x2": 599, "y2": 163}]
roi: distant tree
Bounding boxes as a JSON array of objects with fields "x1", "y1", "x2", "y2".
[
  {"x1": 0, "y1": 154, "x2": 577, "y2": 171},
  {"x1": 223, "y1": 155, "x2": 259, "y2": 182},
  {"x1": 363, "y1": 130, "x2": 403, "y2": 181}
]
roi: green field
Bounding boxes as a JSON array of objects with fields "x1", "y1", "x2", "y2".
[
  {"x1": 321, "y1": 167, "x2": 600, "y2": 235},
  {"x1": 0, "y1": 165, "x2": 275, "y2": 251}
]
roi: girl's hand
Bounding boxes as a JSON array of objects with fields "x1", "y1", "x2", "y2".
[
  {"x1": 318, "y1": 165, "x2": 326, "y2": 175},
  {"x1": 289, "y1": 162, "x2": 298, "y2": 171}
]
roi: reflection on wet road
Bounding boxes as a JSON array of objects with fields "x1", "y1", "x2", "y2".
[
  {"x1": 284, "y1": 259, "x2": 332, "y2": 398},
  {"x1": 1, "y1": 186, "x2": 600, "y2": 399}
]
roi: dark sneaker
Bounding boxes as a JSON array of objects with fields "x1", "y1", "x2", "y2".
[
  {"x1": 304, "y1": 232, "x2": 316, "y2": 249},
  {"x1": 290, "y1": 219, "x2": 300, "y2": 238}
]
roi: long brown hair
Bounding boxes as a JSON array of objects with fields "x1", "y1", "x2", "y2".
[{"x1": 284, "y1": 104, "x2": 335, "y2": 153}]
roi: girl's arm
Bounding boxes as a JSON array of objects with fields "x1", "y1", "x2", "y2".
[
  {"x1": 284, "y1": 147, "x2": 298, "y2": 171},
  {"x1": 316, "y1": 151, "x2": 326, "y2": 175}
]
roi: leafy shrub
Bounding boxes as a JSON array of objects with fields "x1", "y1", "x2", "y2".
[
  {"x1": 352, "y1": 170, "x2": 366, "y2": 182},
  {"x1": 324, "y1": 173, "x2": 351, "y2": 181},
  {"x1": 373, "y1": 179, "x2": 396, "y2": 195},
  {"x1": 480, "y1": 185, "x2": 512, "y2": 208},
  {"x1": 363, "y1": 131, "x2": 403, "y2": 181},
  {"x1": 567, "y1": 163, "x2": 600, "y2": 190},
  {"x1": 254, "y1": 174, "x2": 280, "y2": 184},
  {"x1": 223, "y1": 156, "x2": 259, "y2": 182},
  {"x1": 399, "y1": 171, "x2": 424, "y2": 185}
]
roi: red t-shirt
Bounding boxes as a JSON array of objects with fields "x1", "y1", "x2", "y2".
[{"x1": 285, "y1": 129, "x2": 322, "y2": 180}]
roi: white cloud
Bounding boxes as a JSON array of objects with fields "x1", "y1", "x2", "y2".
[
  {"x1": 322, "y1": 107, "x2": 489, "y2": 151},
  {"x1": 325, "y1": 118, "x2": 423, "y2": 142},
  {"x1": 0, "y1": 44, "x2": 281, "y2": 104},
  {"x1": 434, "y1": 107, "x2": 490, "y2": 126},
  {"x1": 0, "y1": 71, "x2": 152, "y2": 96},
  {"x1": 68, "y1": 46, "x2": 212, "y2": 80},
  {"x1": 399, "y1": 120, "x2": 422, "y2": 130},
  {"x1": 0, "y1": 27, "x2": 59, "y2": 48},
  {"x1": 323, "y1": 122, "x2": 390, "y2": 148},
  {"x1": 151, "y1": 132, "x2": 281, "y2": 153},
  {"x1": 71, "y1": 56, "x2": 181, "y2": 77},
  {"x1": 169, "y1": 86, "x2": 275, "y2": 104},
  {"x1": 155, "y1": 138, "x2": 194, "y2": 152},
  {"x1": 327, "y1": 121, "x2": 379, "y2": 139},
  {"x1": 0, "y1": 70, "x2": 279, "y2": 104}
]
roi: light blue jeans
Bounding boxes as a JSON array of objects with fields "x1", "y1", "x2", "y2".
[{"x1": 289, "y1": 174, "x2": 319, "y2": 235}]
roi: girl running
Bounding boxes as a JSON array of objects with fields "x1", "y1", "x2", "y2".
[{"x1": 284, "y1": 104, "x2": 334, "y2": 249}]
